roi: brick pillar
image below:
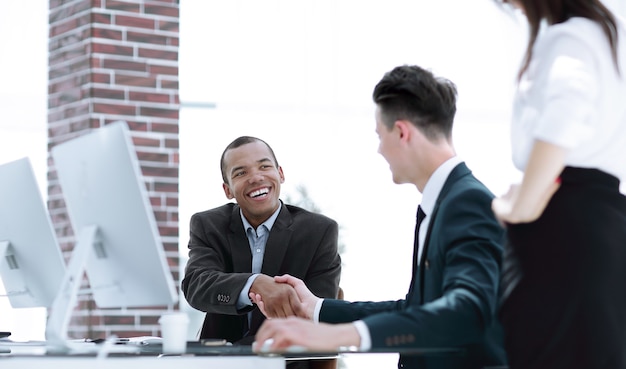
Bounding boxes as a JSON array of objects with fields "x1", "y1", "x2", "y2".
[{"x1": 47, "y1": 0, "x2": 180, "y2": 339}]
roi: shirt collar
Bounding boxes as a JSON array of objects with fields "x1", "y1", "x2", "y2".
[
  {"x1": 420, "y1": 156, "x2": 463, "y2": 216},
  {"x1": 240, "y1": 202, "x2": 282, "y2": 232}
]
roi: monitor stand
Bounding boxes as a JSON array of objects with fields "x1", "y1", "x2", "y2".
[
  {"x1": 45, "y1": 225, "x2": 99, "y2": 353},
  {"x1": 0, "y1": 241, "x2": 33, "y2": 305},
  {"x1": 43, "y1": 226, "x2": 146, "y2": 356}
]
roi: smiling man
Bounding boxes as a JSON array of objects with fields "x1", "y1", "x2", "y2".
[{"x1": 182, "y1": 136, "x2": 342, "y2": 347}]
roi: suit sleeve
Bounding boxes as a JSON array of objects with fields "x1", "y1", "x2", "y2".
[
  {"x1": 181, "y1": 212, "x2": 252, "y2": 315},
  {"x1": 321, "y1": 299, "x2": 405, "y2": 323}
]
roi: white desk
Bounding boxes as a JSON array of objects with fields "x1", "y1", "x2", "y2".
[{"x1": 0, "y1": 356, "x2": 284, "y2": 369}]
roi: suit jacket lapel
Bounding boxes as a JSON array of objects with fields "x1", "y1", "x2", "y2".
[
  {"x1": 417, "y1": 162, "x2": 471, "y2": 302},
  {"x1": 260, "y1": 203, "x2": 292, "y2": 277},
  {"x1": 229, "y1": 205, "x2": 253, "y2": 273}
]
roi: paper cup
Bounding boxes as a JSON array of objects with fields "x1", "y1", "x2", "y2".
[{"x1": 158, "y1": 312, "x2": 190, "y2": 354}]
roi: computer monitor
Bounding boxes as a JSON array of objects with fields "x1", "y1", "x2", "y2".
[
  {"x1": 46, "y1": 121, "x2": 178, "y2": 347},
  {"x1": 0, "y1": 157, "x2": 66, "y2": 309}
]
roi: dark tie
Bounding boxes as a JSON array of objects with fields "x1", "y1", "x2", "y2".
[{"x1": 408, "y1": 205, "x2": 426, "y2": 296}]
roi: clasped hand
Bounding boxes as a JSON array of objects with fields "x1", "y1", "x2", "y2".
[
  {"x1": 251, "y1": 275, "x2": 362, "y2": 352},
  {"x1": 249, "y1": 274, "x2": 319, "y2": 320}
]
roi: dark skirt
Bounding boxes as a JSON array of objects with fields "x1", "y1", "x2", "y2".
[{"x1": 500, "y1": 167, "x2": 626, "y2": 369}]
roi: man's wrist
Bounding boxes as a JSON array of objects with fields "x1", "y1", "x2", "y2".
[
  {"x1": 352, "y1": 320, "x2": 371, "y2": 351},
  {"x1": 237, "y1": 274, "x2": 259, "y2": 309},
  {"x1": 335, "y1": 323, "x2": 362, "y2": 350},
  {"x1": 312, "y1": 298, "x2": 324, "y2": 322}
]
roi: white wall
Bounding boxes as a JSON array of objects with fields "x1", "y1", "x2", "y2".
[{"x1": 0, "y1": 0, "x2": 49, "y2": 341}]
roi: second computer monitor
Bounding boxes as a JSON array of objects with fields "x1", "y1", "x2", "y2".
[
  {"x1": 51, "y1": 121, "x2": 178, "y2": 309},
  {"x1": 0, "y1": 157, "x2": 66, "y2": 309}
]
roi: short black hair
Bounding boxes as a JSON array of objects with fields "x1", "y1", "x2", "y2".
[
  {"x1": 220, "y1": 136, "x2": 279, "y2": 184},
  {"x1": 373, "y1": 65, "x2": 457, "y2": 140}
]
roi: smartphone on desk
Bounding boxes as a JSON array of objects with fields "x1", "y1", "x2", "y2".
[{"x1": 195, "y1": 339, "x2": 228, "y2": 347}]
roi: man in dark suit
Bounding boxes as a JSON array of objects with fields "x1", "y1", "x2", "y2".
[
  {"x1": 181, "y1": 136, "x2": 342, "y2": 345},
  {"x1": 251, "y1": 65, "x2": 507, "y2": 369}
]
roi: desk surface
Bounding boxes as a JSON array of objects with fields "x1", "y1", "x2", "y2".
[
  {"x1": 0, "y1": 356, "x2": 284, "y2": 369},
  {"x1": 0, "y1": 339, "x2": 464, "y2": 369}
]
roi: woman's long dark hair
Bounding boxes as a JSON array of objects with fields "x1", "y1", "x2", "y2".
[{"x1": 502, "y1": 0, "x2": 620, "y2": 80}]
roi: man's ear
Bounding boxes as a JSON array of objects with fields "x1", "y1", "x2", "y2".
[
  {"x1": 222, "y1": 182, "x2": 235, "y2": 199},
  {"x1": 395, "y1": 120, "x2": 412, "y2": 142},
  {"x1": 278, "y1": 166, "x2": 285, "y2": 183}
]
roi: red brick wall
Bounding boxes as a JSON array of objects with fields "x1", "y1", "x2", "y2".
[{"x1": 47, "y1": 0, "x2": 180, "y2": 339}]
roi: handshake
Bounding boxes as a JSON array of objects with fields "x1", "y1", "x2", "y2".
[
  {"x1": 249, "y1": 274, "x2": 319, "y2": 320},
  {"x1": 249, "y1": 274, "x2": 360, "y2": 353}
]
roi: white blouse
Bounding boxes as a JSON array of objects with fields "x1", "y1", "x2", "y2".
[{"x1": 511, "y1": 16, "x2": 626, "y2": 182}]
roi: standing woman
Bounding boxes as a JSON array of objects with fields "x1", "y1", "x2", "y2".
[{"x1": 491, "y1": 1, "x2": 626, "y2": 369}]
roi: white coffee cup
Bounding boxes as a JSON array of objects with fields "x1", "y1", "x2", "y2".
[{"x1": 158, "y1": 312, "x2": 190, "y2": 354}]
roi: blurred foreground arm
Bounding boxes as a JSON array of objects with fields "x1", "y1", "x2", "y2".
[{"x1": 253, "y1": 317, "x2": 360, "y2": 352}]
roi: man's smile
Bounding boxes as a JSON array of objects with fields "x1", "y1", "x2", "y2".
[{"x1": 248, "y1": 187, "x2": 270, "y2": 198}]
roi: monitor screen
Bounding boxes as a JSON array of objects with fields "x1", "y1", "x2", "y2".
[
  {"x1": 0, "y1": 157, "x2": 66, "y2": 308},
  {"x1": 50, "y1": 121, "x2": 178, "y2": 310}
]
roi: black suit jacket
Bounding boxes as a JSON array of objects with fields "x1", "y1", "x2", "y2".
[
  {"x1": 182, "y1": 202, "x2": 341, "y2": 343},
  {"x1": 320, "y1": 163, "x2": 506, "y2": 369}
]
